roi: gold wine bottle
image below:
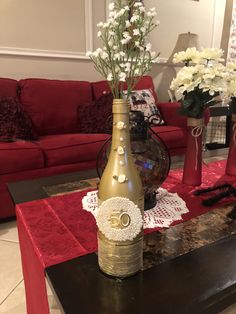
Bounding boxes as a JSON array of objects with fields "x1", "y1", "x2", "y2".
[{"x1": 97, "y1": 99, "x2": 144, "y2": 278}]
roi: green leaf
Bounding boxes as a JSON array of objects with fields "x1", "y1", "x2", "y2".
[
  {"x1": 178, "y1": 88, "x2": 217, "y2": 118},
  {"x1": 230, "y1": 98, "x2": 236, "y2": 114}
]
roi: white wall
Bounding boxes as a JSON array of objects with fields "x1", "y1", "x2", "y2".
[
  {"x1": 144, "y1": 0, "x2": 226, "y2": 100},
  {"x1": 145, "y1": 0, "x2": 226, "y2": 60},
  {"x1": 0, "y1": 0, "x2": 106, "y2": 81},
  {"x1": 0, "y1": 0, "x2": 227, "y2": 100}
]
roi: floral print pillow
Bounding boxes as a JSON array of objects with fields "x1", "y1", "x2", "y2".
[{"x1": 128, "y1": 89, "x2": 164, "y2": 125}]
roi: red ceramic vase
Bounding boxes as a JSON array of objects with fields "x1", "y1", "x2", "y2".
[
  {"x1": 182, "y1": 118, "x2": 203, "y2": 186},
  {"x1": 226, "y1": 114, "x2": 236, "y2": 176}
]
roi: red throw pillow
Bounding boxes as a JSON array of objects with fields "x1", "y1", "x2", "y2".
[
  {"x1": 0, "y1": 97, "x2": 38, "y2": 142},
  {"x1": 77, "y1": 93, "x2": 113, "y2": 133}
]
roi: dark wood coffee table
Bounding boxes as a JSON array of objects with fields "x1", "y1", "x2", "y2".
[
  {"x1": 7, "y1": 170, "x2": 236, "y2": 314},
  {"x1": 8, "y1": 169, "x2": 98, "y2": 205},
  {"x1": 46, "y1": 236, "x2": 236, "y2": 314}
]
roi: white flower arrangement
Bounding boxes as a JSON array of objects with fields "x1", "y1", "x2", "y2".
[
  {"x1": 87, "y1": 0, "x2": 159, "y2": 99},
  {"x1": 172, "y1": 47, "x2": 224, "y2": 66},
  {"x1": 170, "y1": 48, "x2": 227, "y2": 118},
  {"x1": 173, "y1": 47, "x2": 200, "y2": 65}
]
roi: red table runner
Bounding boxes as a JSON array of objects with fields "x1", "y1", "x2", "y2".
[{"x1": 16, "y1": 159, "x2": 236, "y2": 314}]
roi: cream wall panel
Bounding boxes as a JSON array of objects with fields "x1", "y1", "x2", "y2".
[
  {"x1": 0, "y1": 56, "x2": 103, "y2": 81},
  {"x1": 0, "y1": 0, "x2": 86, "y2": 52},
  {"x1": 92, "y1": 0, "x2": 106, "y2": 49}
]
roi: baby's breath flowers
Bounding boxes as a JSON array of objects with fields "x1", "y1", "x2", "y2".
[
  {"x1": 86, "y1": 0, "x2": 159, "y2": 99},
  {"x1": 170, "y1": 48, "x2": 227, "y2": 118}
]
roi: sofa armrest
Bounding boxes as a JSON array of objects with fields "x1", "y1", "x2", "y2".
[
  {"x1": 157, "y1": 102, "x2": 210, "y2": 127},
  {"x1": 157, "y1": 102, "x2": 187, "y2": 128}
]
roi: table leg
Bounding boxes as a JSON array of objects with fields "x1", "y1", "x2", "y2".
[{"x1": 17, "y1": 211, "x2": 50, "y2": 314}]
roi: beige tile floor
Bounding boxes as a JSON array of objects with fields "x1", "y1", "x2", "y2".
[
  {"x1": 0, "y1": 149, "x2": 236, "y2": 314},
  {"x1": 0, "y1": 221, "x2": 62, "y2": 314}
]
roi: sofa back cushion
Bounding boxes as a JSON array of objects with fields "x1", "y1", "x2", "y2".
[
  {"x1": 92, "y1": 76, "x2": 157, "y2": 101},
  {"x1": 19, "y1": 79, "x2": 92, "y2": 135},
  {"x1": 0, "y1": 78, "x2": 18, "y2": 98}
]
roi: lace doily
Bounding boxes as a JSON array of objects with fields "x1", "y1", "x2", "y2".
[
  {"x1": 82, "y1": 188, "x2": 189, "y2": 229},
  {"x1": 82, "y1": 191, "x2": 98, "y2": 215},
  {"x1": 144, "y1": 188, "x2": 189, "y2": 229}
]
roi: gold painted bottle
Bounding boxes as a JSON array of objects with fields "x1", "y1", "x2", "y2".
[{"x1": 98, "y1": 99, "x2": 144, "y2": 278}]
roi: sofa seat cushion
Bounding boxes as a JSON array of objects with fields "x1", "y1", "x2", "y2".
[
  {"x1": 151, "y1": 126, "x2": 187, "y2": 150},
  {"x1": 0, "y1": 141, "x2": 44, "y2": 175},
  {"x1": 19, "y1": 79, "x2": 92, "y2": 136},
  {"x1": 38, "y1": 133, "x2": 110, "y2": 167}
]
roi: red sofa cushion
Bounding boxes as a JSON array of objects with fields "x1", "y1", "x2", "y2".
[
  {"x1": 92, "y1": 76, "x2": 157, "y2": 102},
  {"x1": 37, "y1": 133, "x2": 110, "y2": 167},
  {"x1": 151, "y1": 125, "x2": 187, "y2": 150},
  {"x1": 19, "y1": 79, "x2": 92, "y2": 136},
  {"x1": 0, "y1": 141, "x2": 44, "y2": 175},
  {"x1": 0, "y1": 78, "x2": 18, "y2": 98},
  {"x1": 92, "y1": 80, "x2": 111, "y2": 100}
]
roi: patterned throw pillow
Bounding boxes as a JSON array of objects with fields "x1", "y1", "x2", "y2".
[
  {"x1": 77, "y1": 93, "x2": 113, "y2": 133},
  {"x1": 128, "y1": 89, "x2": 164, "y2": 125},
  {"x1": 0, "y1": 97, "x2": 38, "y2": 142}
]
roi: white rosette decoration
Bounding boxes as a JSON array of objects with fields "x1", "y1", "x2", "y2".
[{"x1": 96, "y1": 197, "x2": 143, "y2": 242}]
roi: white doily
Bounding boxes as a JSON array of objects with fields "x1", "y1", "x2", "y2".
[
  {"x1": 96, "y1": 197, "x2": 143, "y2": 241},
  {"x1": 144, "y1": 187, "x2": 189, "y2": 229},
  {"x1": 82, "y1": 188, "x2": 189, "y2": 229},
  {"x1": 82, "y1": 191, "x2": 98, "y2": 215}
]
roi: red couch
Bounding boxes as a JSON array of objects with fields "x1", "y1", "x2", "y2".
[{"x1": 0, "y1": 76, "x2": 187, "y2": 219}]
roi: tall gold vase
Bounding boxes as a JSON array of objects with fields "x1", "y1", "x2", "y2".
[{"x1": 97, "y1": 99, "x2": 144, "y2": 278}]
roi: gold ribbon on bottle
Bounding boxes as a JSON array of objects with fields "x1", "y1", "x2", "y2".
[
  {"x1": 232, "y1": 114, "x2": 236, "y2": 145},
  {"x1": 187, "y1": 118, "x2": 204, "y2": 171}
]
